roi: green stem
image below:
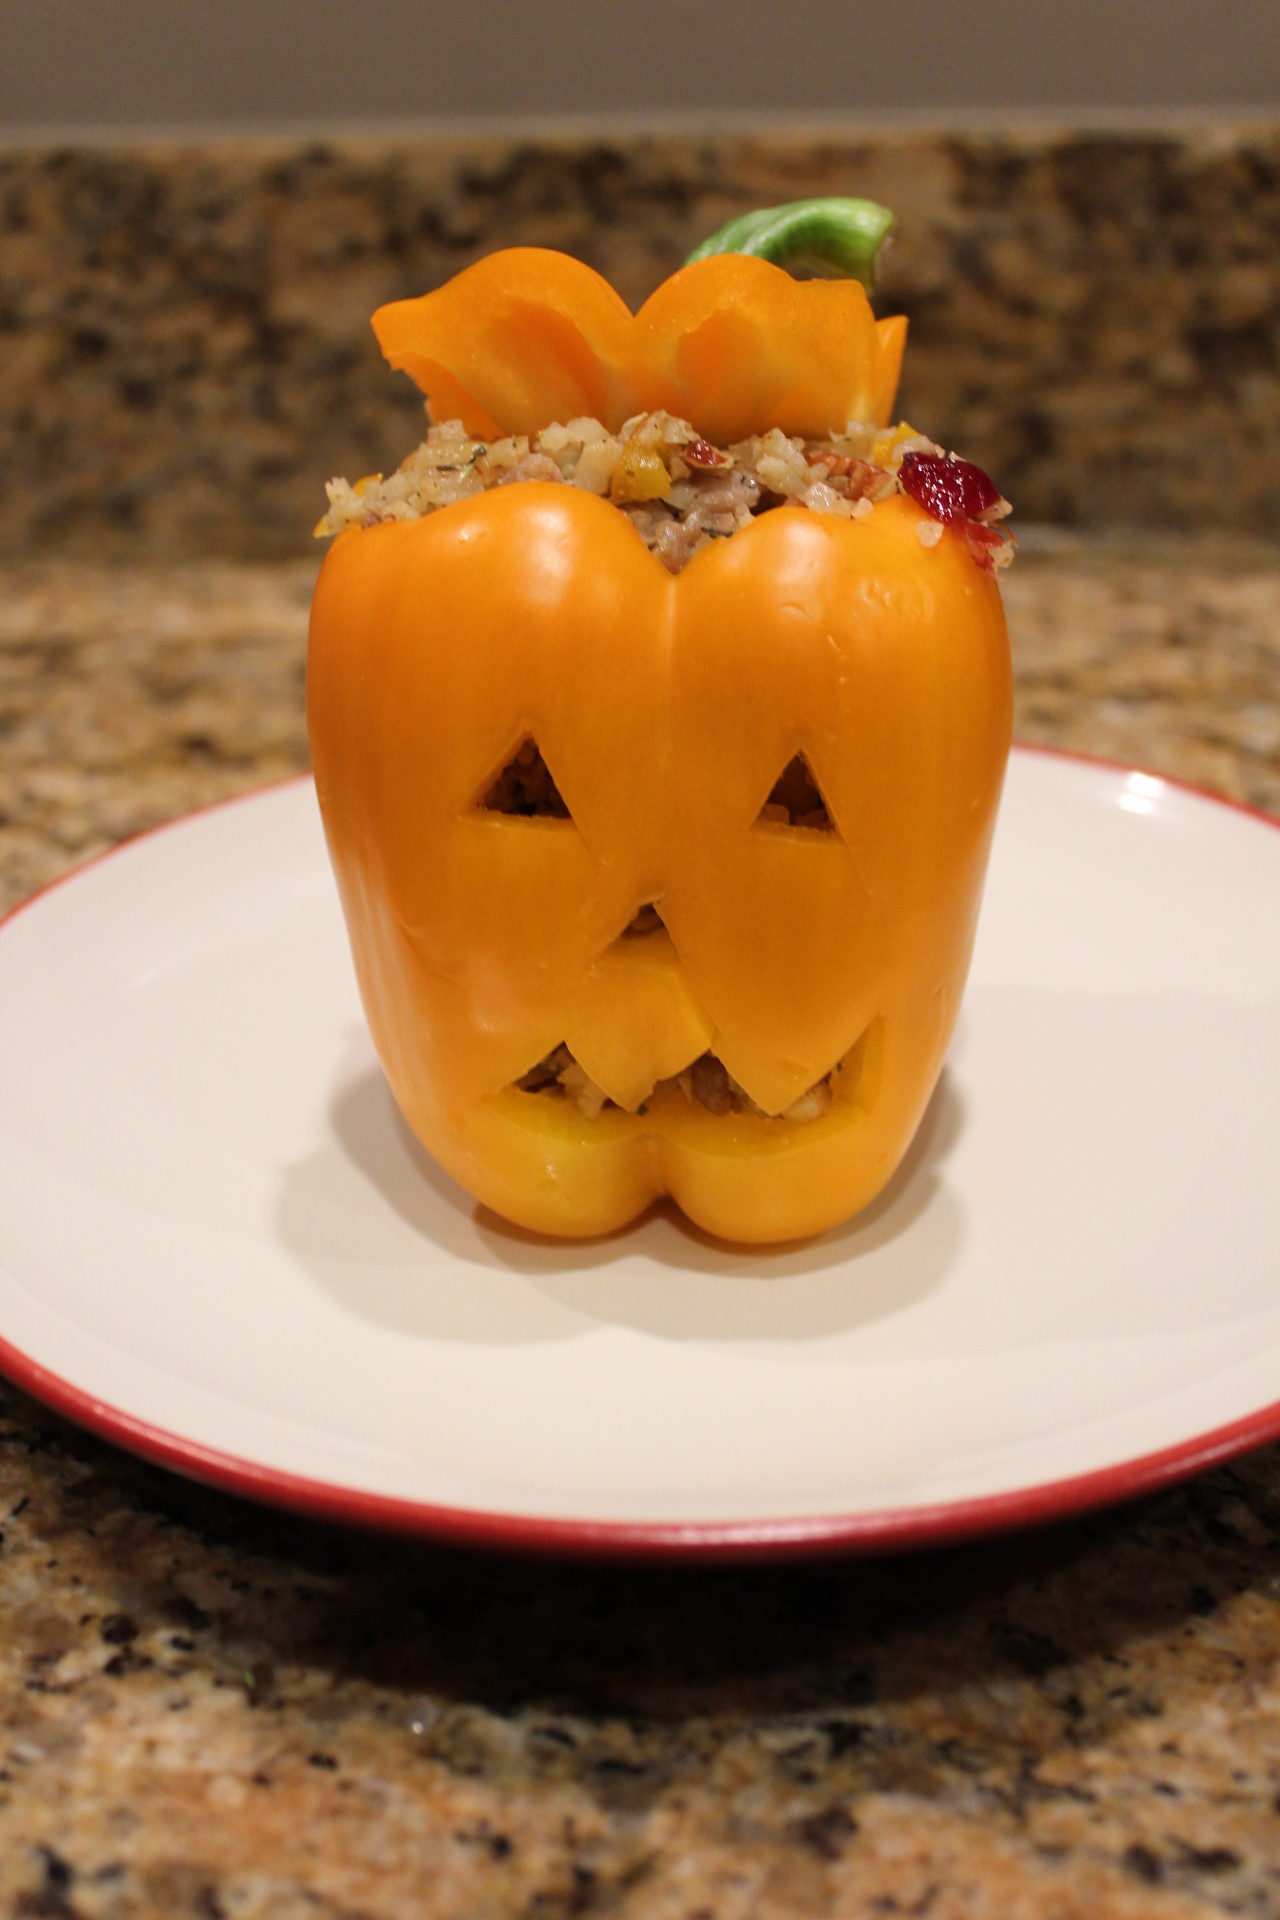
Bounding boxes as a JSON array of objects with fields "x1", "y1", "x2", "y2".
[{"x1": 683, "y1": 196, "x2": 894, "y2": 290}]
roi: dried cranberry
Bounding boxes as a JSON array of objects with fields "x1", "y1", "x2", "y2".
[
  {"x1": 684, "y1": 437, "x2": 729, "y2": 470},
  {"x1": 899, "y1": 451, "x2": 1001, "y2": 524}
]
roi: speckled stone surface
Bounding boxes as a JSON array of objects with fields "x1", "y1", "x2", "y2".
[
  {"x1": 2, "y1": 127, "x2": 1280, "y2": 558},
  {"x1": 1, "y1": 539, "x2": 1279, "y2": 1915}
]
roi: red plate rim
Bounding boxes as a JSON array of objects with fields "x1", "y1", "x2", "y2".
[{"x1": 2, "y1": 742, "x2": 1279, "y2": 1561}]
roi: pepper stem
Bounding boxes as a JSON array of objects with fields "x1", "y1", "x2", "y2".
[{"x1": 683, "y1": 197, "x2": 894, "y2": 290}]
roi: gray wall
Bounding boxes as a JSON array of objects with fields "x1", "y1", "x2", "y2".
[{"x1": 1, "y1": 0, "x2": 1277, "y2": 133}]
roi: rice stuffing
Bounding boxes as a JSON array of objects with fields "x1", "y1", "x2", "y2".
[{"x1": 317, "y1": 411, "x2": 1013, "y2": 576}]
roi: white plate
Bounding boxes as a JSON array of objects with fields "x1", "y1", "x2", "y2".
[{"x1": 2, "y1": 748, "x2": 1279, "y2": 1558}]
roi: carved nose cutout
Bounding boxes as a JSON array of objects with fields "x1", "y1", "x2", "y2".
[
  {"x1": 599, "y1": 900, "x2": 668, "y2": 962},
  {"x1": 477, "y1": 736, "x2": 572, "y2": 819},
  {"x1": 620, "y1": 901, "x2": 665, "y2": 938},
  {"x1": 755, "y1": 753, "x2": 835, "y2": 833}
]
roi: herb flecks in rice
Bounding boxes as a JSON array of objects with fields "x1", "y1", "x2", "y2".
[{"x1": 317, "y1": 412, "x2": 1014, "y2": 576}]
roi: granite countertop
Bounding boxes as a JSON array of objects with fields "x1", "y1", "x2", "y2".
[{"x1": 1, "y1": 537, "x2": 1280, "y2": 1917}]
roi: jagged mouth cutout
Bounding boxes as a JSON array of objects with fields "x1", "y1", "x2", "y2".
[
  {"x1": 477, "y1": 736, "x2": 882, "y2": 1124},
  {"x1": 511, "y1": 1024, "x2": 883, "y2": 1128}
]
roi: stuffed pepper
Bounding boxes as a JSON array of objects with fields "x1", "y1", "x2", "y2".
[{"x1": 308, "y1": 198, "x2": 1013, "y2": 1243}]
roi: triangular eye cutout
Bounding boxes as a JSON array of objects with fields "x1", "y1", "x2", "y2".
[
  {"x1": 478, "y1": 736, "x2": 572, "y2": 819},
  {"x1": 755, "y1": 754, "x2": 835, "y2": 832}
]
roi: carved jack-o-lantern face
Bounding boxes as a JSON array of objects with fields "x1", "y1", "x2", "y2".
[{"x1": 308, "y1": 481, "x2": 1010, "y2": 1242}]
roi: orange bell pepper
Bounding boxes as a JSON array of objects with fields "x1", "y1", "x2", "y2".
[
  {"x1": 370, "y1": 245, "x2": 907, "y2": 445},
  {"x1": 308, "y1": 203, "x2": 1012, "y2": 1243}
]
